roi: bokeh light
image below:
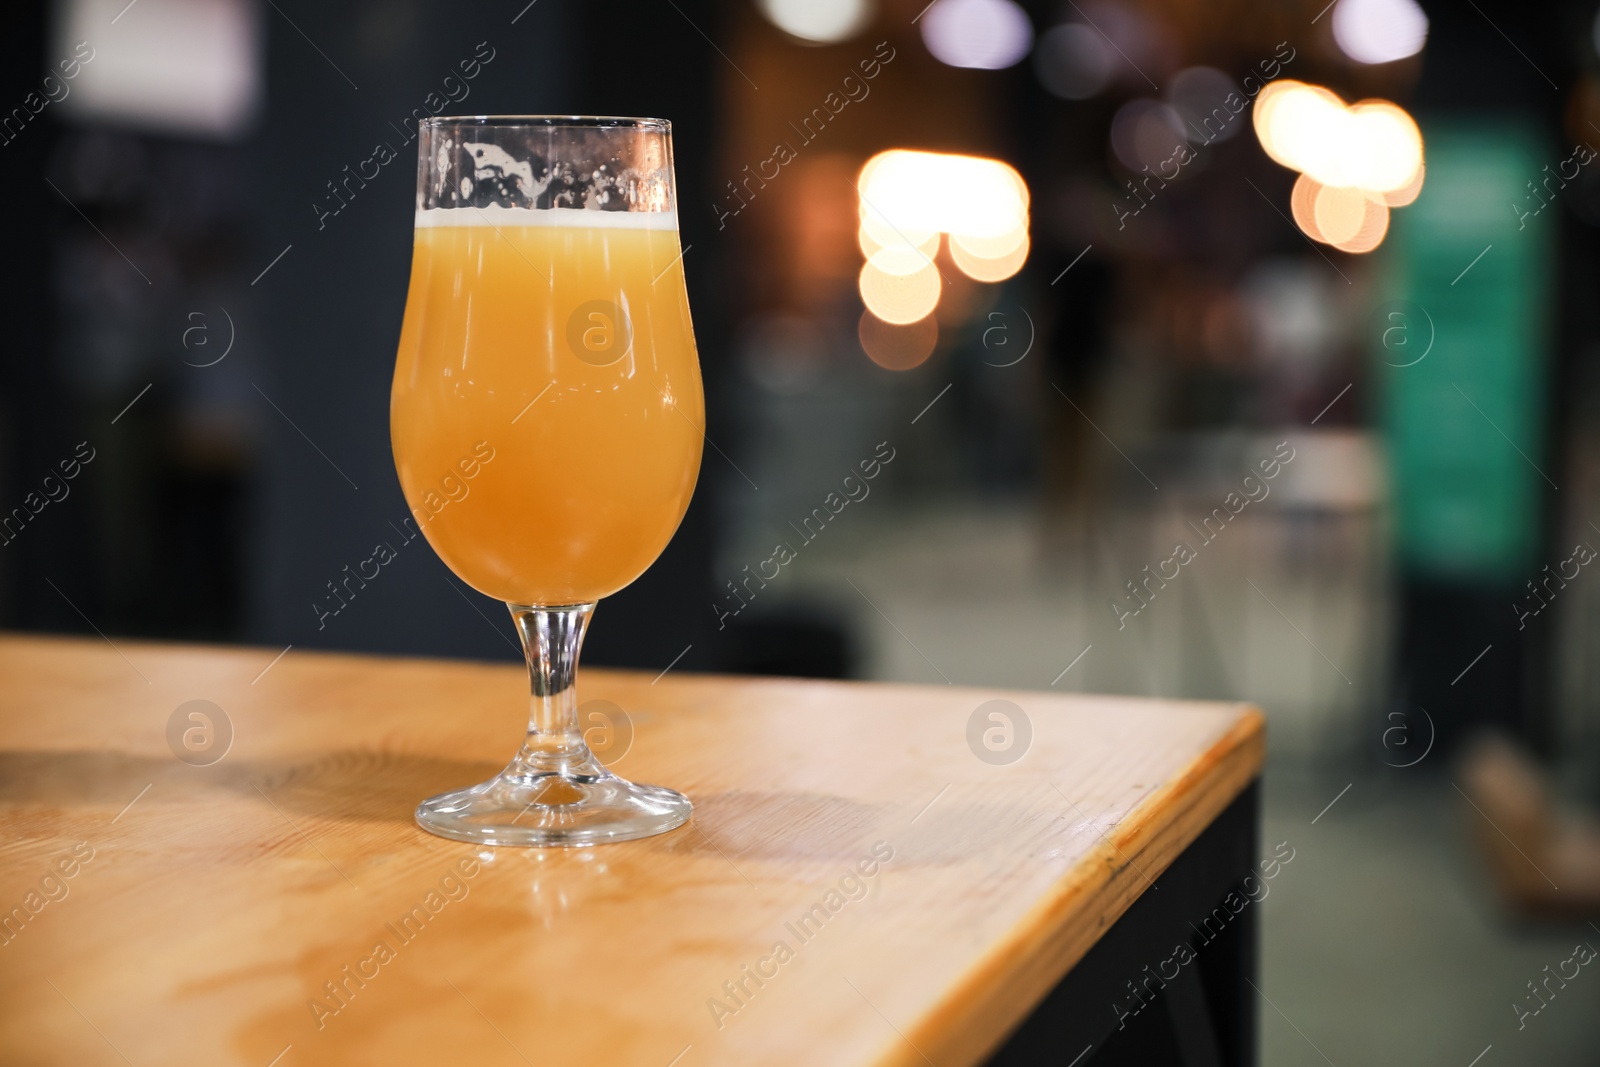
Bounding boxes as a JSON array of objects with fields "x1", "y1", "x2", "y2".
[
  {"x1": 1290, "y1": 173, "x2": 1327, "y2": 243},
  {"x1": 1332, "y1": 0, "x2": 1428, "y2": 65},
  {"x1": 1289, "y1": 173, "x2": 1391, "y2": 253},
  {"x1": 1381, "y1": 162, "x2": 1425, "y2": 207},
  {"x1": 949, "y1": 224, "x2": 1026, "y2": 260},
  {"x1": 859, "y1": 210, "x2": 937, "y2": 255},
  {"x1": 855, "y1": 149, "x2": 1030, "y2": 346},
  {"x1": 859, "y1": 150, "x2": 1028, "y2": 238},
  {"x1": 858, "y1": 309, "x2": 939, "y2": 370},
  {"x1": 868, "y1": 238, "x2": 942, "y2": 276},
  {"x1": 1262, "y1": 85, "x2": 1421, "y2": 252},
  {"x1": 1110, "y1": 99, "x2": 1187, "y2": 172},
  {"x1": 1166, "y1": 67, "x2": 1243, "y2": 144},
  {"x1": 859, "y1": 259, "x2": 941, "y2": 324},
  {"x1": 1254, "y1": 83, "x2": 1423, "y2": 192},
  {"x1": 1330, "y1": 195, "x2": 1389, "y2": 253},
  {"x1": 1074, "y1": 1, "x2": 1171, "y2": 88},
  {"x1": 950, "y1": 232, "x2": 1030, "y2": 282},
  {"x1": 1347, "y1": 101, "x2": 1423, "y2": 193},
  {"x1": 1033, "y1": 23, "x2": 1112, "y2": 99},
  {"x1": 1260, "y1": 82, "x2": 1350, "y2": 181},
  {"x1": 1252, "y1": 78, "x2": 1300, "y2": 157},
  {"x1": 920, "y1": 0, "x2": 1033, "y2": 70},
  {"x1": 1312, "y1": 184, "x2": 1368, "y2": 244},
  {"x1": 756, "y1": 0, "x2": 875, "y2": 44},
  {"x1": 859, "y1": 228, "x2": 941, "y2": 274},
  {"x1": 858, "y1": 226, "x2": 938, "y2": 260}
]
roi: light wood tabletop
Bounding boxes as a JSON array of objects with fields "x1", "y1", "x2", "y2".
[{"x1": 0, "y1": 633, "x2": 1263, "y2": 1067}]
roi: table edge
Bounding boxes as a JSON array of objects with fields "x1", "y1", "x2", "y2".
[{"x1": 890, "y1": 703, "x2": 1266, "y2": 1067}]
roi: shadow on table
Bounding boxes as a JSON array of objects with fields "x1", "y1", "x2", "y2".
[{"x1": 0, "y1": 748, "x2": 499, "y2": 826}]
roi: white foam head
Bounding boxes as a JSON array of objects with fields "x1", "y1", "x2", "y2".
[{"x1": 415, "y1": 206, "x2": 679, "y2": 229}]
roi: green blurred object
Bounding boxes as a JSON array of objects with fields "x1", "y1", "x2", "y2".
[{"x1": 1377, "y1": 122, "x2": 1552, "y2": 583}]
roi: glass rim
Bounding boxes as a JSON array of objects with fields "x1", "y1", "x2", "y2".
[{"x1": 420, "y1": 115, "x2": 670, "y2": 131}]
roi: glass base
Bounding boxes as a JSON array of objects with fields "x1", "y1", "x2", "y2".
[
  {"x1": 415, "y1": 765, "x2": 691, "y2": 847},
  {"x1": 414, "y1": 600, "x2": 689, "y2": 847}
]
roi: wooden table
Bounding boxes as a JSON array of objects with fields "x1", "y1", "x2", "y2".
[{"x1": 0, "y1": 634, "x2": 1264, "y2": 1067}]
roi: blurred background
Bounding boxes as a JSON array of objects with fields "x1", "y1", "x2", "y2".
[{"x1": 4, "y1": 0, "x2": 1600, "y2": 1060}]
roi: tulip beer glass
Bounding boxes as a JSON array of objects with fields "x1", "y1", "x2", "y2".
[{"x1": 392, "y1": 117, "x2": 701, "y2": 845}]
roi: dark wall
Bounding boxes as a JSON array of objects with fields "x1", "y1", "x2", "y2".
[
  {"x1": 0, "y1": 0, "x2": 727, "y2": 673},
  {"x1": 251, "y1": 1, "x2": 569, "y2": 663},
  {"x1": 0, "y1": 2, "x2": 79, "y2": 634},
  {"x1": 246, "y1": 0, "x2": 723, "y2": 669}
]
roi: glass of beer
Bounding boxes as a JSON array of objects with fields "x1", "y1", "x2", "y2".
[{"x1": 391, "y1": 117, "x2": 700, "y2": 845}]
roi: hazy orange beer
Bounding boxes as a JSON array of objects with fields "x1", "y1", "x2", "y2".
[{"x1": 391, "y1": 210, "x2": 703, "y2": 605}]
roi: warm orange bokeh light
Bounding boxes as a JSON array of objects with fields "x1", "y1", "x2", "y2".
[
  {"x1": 950, "y1": 232, "x2": 1030, "y2": 282},
  {"x1": 1290, "y1": 173, "x2": 1326, "y2": 242},
  {"x1": 1255, "y1": 81, "x2": 1422, "y2": 253},
  {"x1": 950, "y1": 224, "x2": 1027, "y2": 261},
  {"x1": 858, "y1": 309, "x2": 939, "y2": 370},
  {"x1": 855, "y1": 149, "x2": 1030, "y2": 335},
  {"x1": 1347, "y1": 100, "x2": 1423, "y2": 193},
  {"x1": 859, "y1": 227, "x2": 940, "y2": 267},
  {"x1": 860, "y1": 149, "x2": 1029, "y2": 237},
  {"x1": 859, "y1": 260, "x2": 941, "y2": 324},
  {"x1": 1381, "y1": 162, "x2": 1425, "y2": 207},
  {"x1": 866, "y1": 235, "x2": 943, "y2": 277},
  {"x1": 1313, "y1": 184, "x2": 1368, "y2": 244},
  {"x1": 1290, "y1": 173, "x2": 1390, "y2": 253},
  {"x1": 1330, "y1": 196, "x2": 1389, "y2": 254}
]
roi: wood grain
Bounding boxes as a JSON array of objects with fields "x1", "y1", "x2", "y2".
[{"x1": 0, "y1": 633, "x2": 1263, "y2": 1067}]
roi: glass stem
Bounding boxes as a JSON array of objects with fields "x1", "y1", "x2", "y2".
[{"x1": 507, "y1": 602, "x2": 600, "y2": 778}]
